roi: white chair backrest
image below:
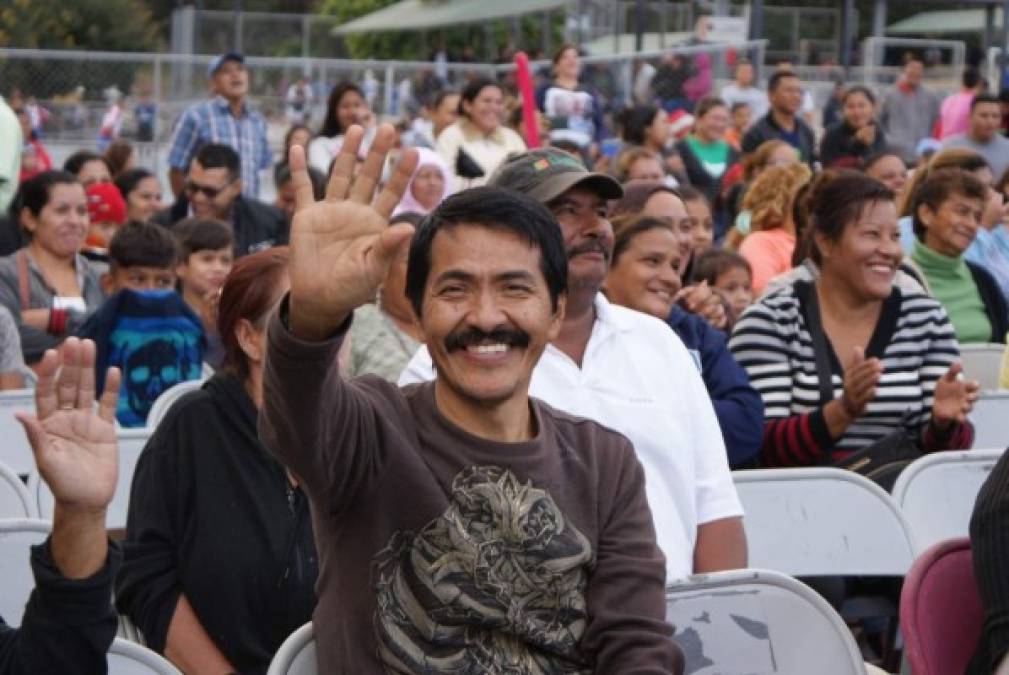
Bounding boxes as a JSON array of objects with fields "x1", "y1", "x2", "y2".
[
  {"x1": 0, "y1": 389, "x2": 39, "y2": 475},
  {"x1": 145, "y1": 379, "x2": 205, "y2": 430},
  {"x1": 960, "y1": 343, "x2": 1006, "y2": 391},
  {"x1": 666, "y1": 568, "x2": 865, "y2": 675},
  {"x1": 266, "y1": 622, "x2": 316, "y2": 675},
  {"x1": 892, "y1": 449, "x2": 1004, "y2": 554},
  {"x1": 109, "y1": 637, "x2": 182, "y2": 674},
  {"x1": 971, "y1": 391, "x2": 1009, "y2": 450},
  {"x1": 0, "y1": 518, "x2": 51, "y2": 626},
  {"x1": 733, "y1": 468, "x2": 916, "y2": 576},
  {"x1": 0, "y1": 461, "x2": 34, "y2": 519},
  {"x1": 29, "y1": 428, "x2": 151, "y2": 531}
]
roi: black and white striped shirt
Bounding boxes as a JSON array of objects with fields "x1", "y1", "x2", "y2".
[{"x1": 728, "y1": 280, "x2": 972, "y2": 466}]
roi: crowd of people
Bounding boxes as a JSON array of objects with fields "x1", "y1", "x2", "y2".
[{"x1": 0, "y1": 41, "x2": 1008, "y2": 674}]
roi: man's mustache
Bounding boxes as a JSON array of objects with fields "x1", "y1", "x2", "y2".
[
  {"x1": 567, "y1": 239, "x2": 609, "y2": 260},
  {"x1": 444, "y1": 326, "x2": 531, "y2": 353}
]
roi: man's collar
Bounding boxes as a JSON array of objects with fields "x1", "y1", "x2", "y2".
[
  {"x1": 592, "y1": 293, "x2": 635, "y2": 333},
  {"x1": 212, "y1": 95, "x2": 247, "y2": 115}
]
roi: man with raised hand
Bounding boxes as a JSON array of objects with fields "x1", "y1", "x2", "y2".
[
  {"x1": 0, "y1": 337, "x2": 122, "y2": 674},
  {"x1": 259, "y1": 125, "x2": 682, "y2": 673}
]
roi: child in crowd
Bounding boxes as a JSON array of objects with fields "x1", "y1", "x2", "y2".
[
  {"x1": 693, "y1": 248, "x2": 755, "y2": 321},
  {"x1": 82, "y1": 182, "x2": 127, "y2": 269},
  {"x1": 78, "y1": 222, "x2": 205, "y2": 427},
  {"x1": 172, "y1": 217, "x2": 235, "y2": 367}
]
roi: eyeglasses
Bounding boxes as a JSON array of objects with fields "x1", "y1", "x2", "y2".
[{"x1": 183, "y1": 179, "x2": 234, "y2": 199}]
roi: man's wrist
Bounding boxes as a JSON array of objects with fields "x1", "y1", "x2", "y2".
[{"x1": 286, "y1": 296, "x2": 349, "y2": 342}]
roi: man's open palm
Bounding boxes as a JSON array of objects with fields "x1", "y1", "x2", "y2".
[
  {"x1": 16, "y1": 338, "x2": 119, "y2": 513},
  {"x1": 287, "y1": 124, "x2": 418, "y2": 339}
]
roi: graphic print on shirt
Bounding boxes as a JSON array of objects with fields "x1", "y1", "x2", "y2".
[
  {"x1": 372, "y1": 465, "x2": 594, "y2": 673},
  {"x1": 543, "y1": 88, "x2": 595, "y2": 147}
]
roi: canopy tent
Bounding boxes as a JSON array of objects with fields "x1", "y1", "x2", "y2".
[
  {"x1": 332, "y1": 0, "x2": 568, "y2": 35},
  {"x1": 888, "y1": 8, "x2": 1004, "y2": 35}
]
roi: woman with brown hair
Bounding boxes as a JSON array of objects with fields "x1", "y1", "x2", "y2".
[
  {"x1": 117, "y1": 247, "x2": 317, "y2": 675},
  {"x1": 675, "y1": 96, "x2": 740, "y2": 204},
  {"x1": 535, "y1": 43, "x2": 605, "y2": 152}
]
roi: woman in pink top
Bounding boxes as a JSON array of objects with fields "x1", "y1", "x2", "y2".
[
  {"x1": 737, "y1": 163, "x2": 811, "y2": 295},
  {"x1": 939, "y1": 68, "x2": 983, "y2": 140}
]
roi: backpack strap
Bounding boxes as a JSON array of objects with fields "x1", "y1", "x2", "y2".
[{"x1": 15, "y1": 249, "x2": 30, "y2": 309}]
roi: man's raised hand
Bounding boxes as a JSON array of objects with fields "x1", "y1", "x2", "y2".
[{"x1": 287, "y1": 124, "x2": 418, "y2": 340}]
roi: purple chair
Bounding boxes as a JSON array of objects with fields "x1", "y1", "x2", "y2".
[{"x1": 900, "y1": 537, "x2": 983, "y2": 675}]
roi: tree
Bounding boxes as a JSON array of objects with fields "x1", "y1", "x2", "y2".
[{"x1": 0, "y1": 0, "x2": 160, "y2": 98}]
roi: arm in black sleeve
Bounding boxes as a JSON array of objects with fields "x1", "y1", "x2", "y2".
[
  {"x1": 0, "y1": 539, "x2": 121, "y2": 675},
  {"x1": 971, "y1": 452, "x2": 1009, "y2": 671}
]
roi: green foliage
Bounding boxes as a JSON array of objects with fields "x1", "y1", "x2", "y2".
[
  {"x1": 0, "y1": 0, "x2": 159, "y2": 98},
  {"x1": 0, "y1": 0, "x2": 159, "y2": 51}
]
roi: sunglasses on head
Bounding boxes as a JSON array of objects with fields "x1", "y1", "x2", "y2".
[{"x1": 183, "y1": 179, "x2": 234, "y2": 199}]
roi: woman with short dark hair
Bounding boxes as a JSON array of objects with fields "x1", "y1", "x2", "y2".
[
  {"x1": 117, "y1": 247, "x2": 317, "y2": 674},
  {"x1": 435, "y1": 78, "x2": 526, "y2": 189},
  {"x1": 819, "y1": 86, "x2": 888, "y2": 168},
  {"x1": 730, "y1": 171, "x2": 978, "y2": 467},
  {"x1": 0, "y1": 171, "x2": 103, "y2": 364}
]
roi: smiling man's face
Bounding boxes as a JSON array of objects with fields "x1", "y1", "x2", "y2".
[{"x1": 547, "y1": 186, "x2": 614, "y2": 297}]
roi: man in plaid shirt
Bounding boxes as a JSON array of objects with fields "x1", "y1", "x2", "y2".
[{"x1": 167, "y1": 52, "x2": 271, "y2": 200}]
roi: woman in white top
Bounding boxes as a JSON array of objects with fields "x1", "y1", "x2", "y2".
[
  {"x1": 435, "y1": 78, "x2": 526, "y2": 190},
  {"x1": 308, "y1": 82, "x2": 374, "y2": 175}
]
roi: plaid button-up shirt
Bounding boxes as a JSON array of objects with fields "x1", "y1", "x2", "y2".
[{"x1": 167, "y1": 95, "x2": 271, "y2": 199}]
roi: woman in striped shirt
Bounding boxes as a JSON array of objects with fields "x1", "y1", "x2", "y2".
[{"x1": 729, "y1": 172, "x2": 979, "y2": 467}]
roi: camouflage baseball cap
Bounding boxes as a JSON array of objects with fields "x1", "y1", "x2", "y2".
[{"x1": 488, "y1": 148, "x2": 623, "y2": 204}]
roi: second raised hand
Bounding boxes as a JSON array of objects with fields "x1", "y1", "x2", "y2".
[{"x1": 286, "y1": 124, "x2": 418, "y2": 341}]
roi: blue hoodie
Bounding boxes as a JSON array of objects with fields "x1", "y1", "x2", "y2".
[{"x1": 666, "y1": 306, "x2": 764, "y2": 468}]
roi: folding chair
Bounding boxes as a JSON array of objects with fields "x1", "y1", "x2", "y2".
[
  {"x1": 266, "y1": 622, "x2": 316, "y2": 675},
  {"x1": 145, "y1": 378, "x2": 205, "y2": 430},
  {"x1": 0, "y1": 460, "x2": 34, "y2": 519},
  {"x1": 0, "y1": 389, "x2": 41, "y2": 475},
  {"x1": 0, "y1": 518, "x2": 51, "y2": 625},
  {"x1": 733, "y1": 467, "x2": 917, "y2": 576},
  {"x1": 892, "y1": 449, "x2": 1003, "y2": 554},
  {"x1": 960, "y1": 343, "x2": 1006, "y2": 391},
  {"x1": 666, "y1": 568, "x2": 865, "y2": 674},
  {"x1": 970, "y1": 391, "x2": 1009, "y2": 450},
  {"x1": 900, "y1": 537, "x2": 982, "y2": 675},
  {"x1": 29, "y1": 428, "x2": 152, "y2": 530},
  {"x1": 109, "y1": 637, "x2": 182, "y2": 674}
]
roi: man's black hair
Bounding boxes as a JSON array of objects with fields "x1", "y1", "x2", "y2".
[
  {"x1": 194, "y1": 143, "x2": 241, "y2": 181},
  {"x1": 971, "y1": 93, "x2": 1001, "y2": 112},
  {"x1": 405, "y1": 186, "x2": 567, "y2": 317},
  {"x1": 109, "y1": 221, "x2": 179, "y2": 270},
  {"x1": 768, "y1": 70, "x2": 799, "y2": 93}
]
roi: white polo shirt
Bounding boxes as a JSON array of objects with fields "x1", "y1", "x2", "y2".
[{"x1": 399, "y1": 294, "x2": 743, "y2": 581}]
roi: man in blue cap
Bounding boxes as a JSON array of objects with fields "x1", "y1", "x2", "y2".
[{"x1": 166, "y1": 52, "x2": 271, "y2": 200}]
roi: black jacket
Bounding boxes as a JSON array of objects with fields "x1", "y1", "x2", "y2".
[
  {"x1": 969, "y1": 261, "x2": 1009, "y2": 344},
  {"x1": 741, "y1": 112, "x2": 817, "y2": 168},
  {"x1": 0, "y1": 540, "x2": 121, "y2": 675},
  {"x1": 818, "y1": 121, "x2": 887, "y2": 169},
  {"x1": 674, "y1": 136, "x2": 741, "y2": 205},
  {"x1": 116, "y1": 373, "x2": 317, "y2": 675},
  {"x1": 153, "y1": 195, "x2": 288, "y2": 257}
]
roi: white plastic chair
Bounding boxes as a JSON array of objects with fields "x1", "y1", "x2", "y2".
[
  {"x1": 145, "y1": 378, "x2": 205, "y2": 430},
  {"x1": 892, "y1": 449, "x2": 1004, "y2": 554},
  {"x1": 109, "y1": 637, "x2": 182, "y2": 674},
  {"x1": 0, "y1": 518, "x2": 51, "y2": 625},
  {"x1": 266, "y1": 622, "x2": 316, "y2": 675},
  {"x1": 666, "y1": 568, "x2": 865, "y2": 675},
  {"x1": 960, "y1": 342, "x2": 1006, "y2": 391},
  {"x1": 0, "y1": 389, "x2": 40, "y2": 475},
  {"x1": 970, "y1": 391, "x2": 1009, "y2": 450},
  {"x1": 0, "y1": 461, "x2": 34, "y2": 518},
  {"x1": 29, "y1": 428, "x2": 151, "y2": 531},
  {"x1": 733, "y1": 468, "x2": 917, "y2": 577}
]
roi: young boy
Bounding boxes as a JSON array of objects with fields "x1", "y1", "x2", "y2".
[
  {"x1": 78, "y1": 222, "x2": 205, "y2": 426},
  {"x1": 693, "y1": 249, "x2": 754, "y2": 322},
  {"x1": 171, "y1": 218, "x2": 234, "y2": 367}
]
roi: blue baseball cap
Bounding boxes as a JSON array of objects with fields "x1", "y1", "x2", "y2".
[{"x1": 207, "y1": 52, "x2": 244, "y2": 78}]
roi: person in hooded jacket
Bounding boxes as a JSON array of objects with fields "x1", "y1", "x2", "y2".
[{"x1": 115, "y1": 247, "x2": 317, "y2": 675}]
